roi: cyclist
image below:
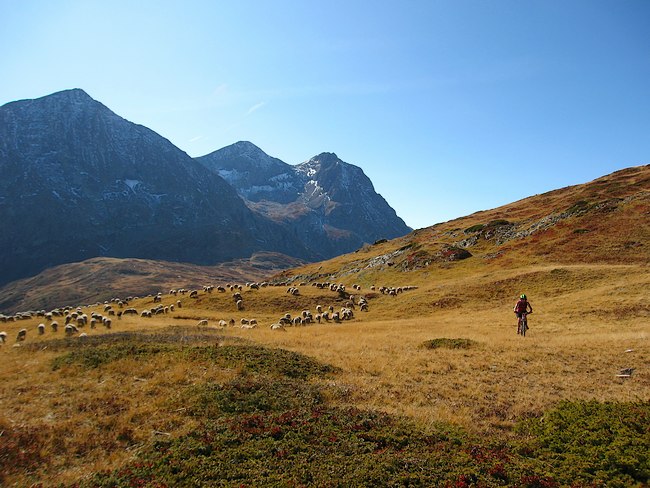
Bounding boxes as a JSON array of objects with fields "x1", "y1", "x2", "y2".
[{"x1": 514, "y1": 294, "x2": 533, "y2": 334}]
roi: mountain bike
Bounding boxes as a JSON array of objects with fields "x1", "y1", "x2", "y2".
[{"x1": 517, "y1": 312, "x2": 530, "y2": 336}]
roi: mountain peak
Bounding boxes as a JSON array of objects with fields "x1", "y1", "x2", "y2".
[{"x1": 309, "y1": 152, "x2": 340, "y2": 164}]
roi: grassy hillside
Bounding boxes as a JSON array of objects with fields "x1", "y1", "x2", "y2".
[
  {"x1": 0, "y1": 165, "x2": 648, "y2": 486},
  {"x1": 0, "y1": 252, "x2": 305, "y2": 314}
]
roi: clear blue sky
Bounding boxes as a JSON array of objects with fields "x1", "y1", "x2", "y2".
[{"x1": 1, "y1": 0, "x2": 648, "y2": 229}]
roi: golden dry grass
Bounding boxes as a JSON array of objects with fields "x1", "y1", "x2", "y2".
[
  {"x1": 1, "y1": 260, "x2": 648, "y2": 485},
  {"x1": 0, "y1": 165, "x2": 648, "y2": 485}
]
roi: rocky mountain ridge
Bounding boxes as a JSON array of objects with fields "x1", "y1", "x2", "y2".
[
  {"x1": 0, "y1": 89, "x2": 410, "y2": 286},
  {"x1": 197, "y1": 142, "x2": 412, "y2": 258}
]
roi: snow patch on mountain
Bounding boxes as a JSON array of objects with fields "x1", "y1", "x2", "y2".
[{"x1": 124, "y1": 179, "x2": 141, "y2": 191}]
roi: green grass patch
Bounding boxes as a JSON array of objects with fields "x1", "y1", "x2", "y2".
[
  {"x1": 464, "y1": 223, "x2": 486, "y2": 233},
  {"x1": 422, "y1": 338, "x2": 478, "y2": 349},
  {"x1": 52, "y1": 342, "x2": 176, "y2": 370},
  {"x1": 187, "y1": 344, "x2": 340, "y2": 380},
  {"x1": 517, "y1": 400, "x2": 650, "y2": 487},
  {"x1": 80, "y1": 401, "x2": 547, "y2": 487},
  {"x1": 487, "y1": 219, "x2": 511, "y2": 227},
  {"x1": 566, "y1": 200, "x2": 591, "y2": 214},
  {"x1": 182, "y1": 376, "x2": 325, "y2": 417}
]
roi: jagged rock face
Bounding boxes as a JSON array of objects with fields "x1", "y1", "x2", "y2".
[
  {"x1": 197, "y1": 143, "x2": 412, "y2": 258},
  {"x1": 0, "y1": 90, "x2": 310, "y2": 285},
  {"x1": 198, "y1": 141, "x2": 302, "y2": 204}
]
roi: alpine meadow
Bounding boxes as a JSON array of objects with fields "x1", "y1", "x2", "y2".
[{"x1": 1, "y1": 164, "x2": 648, "y2": 487}]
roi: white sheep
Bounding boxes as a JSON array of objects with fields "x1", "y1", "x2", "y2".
[
  {"x1": 0, "y1": 331, "x2": 7, "y2": 343},
  {"x1": 51, "y1": 321, "x2": 59, "y2": 332},
  {"x1": 37, "y1": 324, "x2": 45, "y2": 335},
  {"x1": 197, "y1": 319, "x2": 208, "y2": 326},
  {"x1": 270, "y1": 323, "x2": 286, "y2": 331},
  {"x1": 236, "y1": 300, "x2": 244, "y2": 311},
  {"x1": 65, "y1": 324, "x2": 78, "y2": 336},
  {"x1": 16, "y1": 329, "x2": 27, "y2": 341},
  {"x1": 218, "y1": 320, "x2": 228, "y2": 328}
]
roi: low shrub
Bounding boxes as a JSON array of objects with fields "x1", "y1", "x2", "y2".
[
  {"x1": 464, "y1": 223, "x2": 486, "y2": 234},
  {"x1": 52, "y1": 343, "x2": 175, "y2": 370},
  {"x1": 186, "y1": 344, "x2": 340, "y2": 380},
  {"x1": 422, "y1": 338, "x2": 478, "y2": 350},
  {"x1": 516, "y1": 400, "x2": 650, "y2": 487}
]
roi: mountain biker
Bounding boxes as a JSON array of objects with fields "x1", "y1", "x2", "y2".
[{"x1": 514, "y1": 294, "x2": 533, "y2": 333}]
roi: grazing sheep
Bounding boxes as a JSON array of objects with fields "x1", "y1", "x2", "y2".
[
  {"x1": 229, "y1": 318, "x2": 235, "y2": 327},
  {"x1": 236, "y1": 300, "x2": 244, "y2": 311},
  {"x1": 16, "y1": 329, "x2": 27, "y2": 341},
  {"x1": 341, "y1": 308, "x2": 354, "y2": 320},
  {"x1": 123, "y1": 308, "x2": 138, "y2": 315},
  {"x1": 37, "y1": 323, "x2": 45, "y2": 335},
  {"x1": 197, "y1": 319, "x2": 208, "y2": 326},
  {"x1": 270, "y1": 323, "x2": 286, "y2": 331},
  {"x1": 65, "y1": 324, "x2": 78, "y2": 336},
  {"x1": 293, "y1": 317, "x2": 303, "y2": 326},
  {"x1": 177, "y1": 300, "x2": 182, "y2": 308},
  {"x1": 240, "y1": 318, "x2": 250, "y2": 325},
  {"x1": 249, "y1": 319, "x2": 257, "y2": 326},
  {"x1": 316, "y1": 305, "x2": 323, "y2": 314},
  {"x1": 51, "y1": 321, "x2": 59, "y2": 332},
  {"x1": 218, "y1": 320, "x2": 228, "y2": 328},
  {"x1": 241, "y1": 323, "x2": 257, "y2": 329},
  {"x1": 78, "y1": 333, "x2": 88, "y2": 339},
  {"x1": 0, "y1": 331, "x2": 7, "y2": 343},
  {"x1": 102, "y1": 317, "x2": 112, "y2": 329},
  {"x1": 189, "y1": 290, "x2": 199, "y2": 298}
]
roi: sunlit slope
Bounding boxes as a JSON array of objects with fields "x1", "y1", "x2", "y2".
[{"x1": 277, "y1": 164, "x2": 649, "y2": 286}]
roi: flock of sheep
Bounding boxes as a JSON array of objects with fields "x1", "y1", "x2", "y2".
[{"x1": 0, "y1": 280, "x2": 417, "y2": 345}]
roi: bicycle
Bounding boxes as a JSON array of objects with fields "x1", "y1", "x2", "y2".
[{"x1": 517, "y1": 311, "x2": 531, "y2": 336}]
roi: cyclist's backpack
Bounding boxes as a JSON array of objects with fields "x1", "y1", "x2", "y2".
[{"x1": 514, "y1": 299, "x2": 528, "y2": 313}]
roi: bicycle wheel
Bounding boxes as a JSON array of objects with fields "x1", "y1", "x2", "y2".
[{"x1": 522, "y1": 318, "x2": 527, "y2": 337}]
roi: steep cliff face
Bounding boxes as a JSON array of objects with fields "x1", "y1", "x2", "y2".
[
  {"x1": 0, "y1": 90, "x2": 310, "y2": 285},
  {"x1": 197, "y1": 143, "x2": 412, "y2": 258}
]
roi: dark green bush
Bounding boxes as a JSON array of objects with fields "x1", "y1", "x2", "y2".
[
  {"x1": 464, "y1": 223, "x2": 486, "y2": 233},
  {"x1": 422, "y1": 338, "x2": 478, "y2": 349},
  {"x1": 517, "y1": 400, "x2": 650, "y2": 487}
]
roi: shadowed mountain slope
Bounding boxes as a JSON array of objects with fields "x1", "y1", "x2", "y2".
[{"x1": 0, "y1": 90, "x2": 313, "y2": 285}]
